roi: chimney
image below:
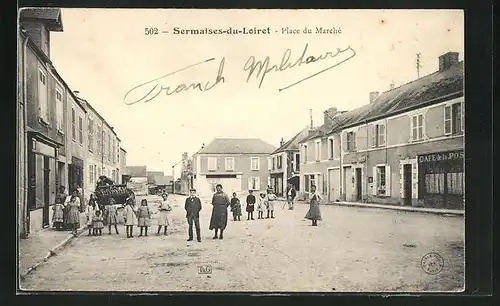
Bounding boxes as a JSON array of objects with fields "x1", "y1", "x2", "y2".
[
  {"x1": 280, "y1": 138, "x2": 285, "y2": 147},
  {"x1": 439, "y1": 52, "x2": 459, "y2": 71},
  {"x1": 324, "y1": 107, "x2": 338, "y2": 125},
  {"x1": 309, "y1": 109, "x2": 313, "y2": 129},
  {"x1": 73, "y1": 91, "x2": 80, "y2": 96},
  {"x1": 390, "y1": 83, "x2": 395, "y2": 90},
  {"x1": 369, "y1": 91, "x2": 379, "y2": 104}
]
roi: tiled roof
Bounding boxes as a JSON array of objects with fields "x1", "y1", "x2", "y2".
[
  {"x1": 337, "y1": 61, "x2": 464, "y2": 131},
  {"x1": 271, "y1": 128, "x2": 310, "y2": 154},
  {"x1": 20, "y1": 8, "x2": 63, "y2": 31},
  {"x1": 198, "y1": 138, "x2": 276, "y2": 154}
]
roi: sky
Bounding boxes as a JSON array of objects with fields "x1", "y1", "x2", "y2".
[{"x1": 49, "y1": 9, "x2": 464, "y2": 176}]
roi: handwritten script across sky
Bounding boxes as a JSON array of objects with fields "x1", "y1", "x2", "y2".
[{"x1": 123, "y1": 44, "x2": 356, "y2": 106}]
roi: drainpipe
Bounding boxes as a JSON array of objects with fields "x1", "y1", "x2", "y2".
[
  {"x1": 21, "y1": 35, "x2": 29, "y2": 237},
  {"x1": 365, "y1": 119, "x2": 369, "y2": 203}
]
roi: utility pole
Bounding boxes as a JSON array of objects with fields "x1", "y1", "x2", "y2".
[
  {"x1": 416, "y1": 53, "x2": 422, "y2": 79},
  {"x1": 309, "y1": 109, "x2": 313, "y2": 129}
]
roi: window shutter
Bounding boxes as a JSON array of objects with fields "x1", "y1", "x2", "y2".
[
  {"x1": 399, "y1": 163, "x2": 404, "y2": 199},
  {"x1": 412, "y1": 161, "x2": 419, "y2": 199},
  {"x1": 372, "y1": 167, "x2": 378, "y2": 196},
  {"x1": 444, "y1": 105, "x2": 452, "y2": 135},
  {"x1": 372, "y1": 125, "x2": 377, "y2": 147},
  {"x1": 385, "y1": 165, "x2": 391, "y2": 197},
  {"x1": 256, "y1": 177, "x2": 261, "y2": 190},
  {"x1": 461, "y1": 102, "x2": 464, "y2": 133},
  {"x1": 380, "y1": 124, "x2": 386, "y2": 146},
  {"x1": 247, "y1": 177, "x2": 252, "y2": 190},
  {"x1": 352, "y1": 132, "x2": 357, "y2": 150},
  {"x1": 342, "y1": 133, "x2": 347, "y2": 152}
]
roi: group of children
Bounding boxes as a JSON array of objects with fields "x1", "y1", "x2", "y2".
[
  {"x1": 230, "y1": 190, "x2": 278, "y2": 221},
  {"x1": 81, "y1": 192, "x2": 172, "y2": 238}
]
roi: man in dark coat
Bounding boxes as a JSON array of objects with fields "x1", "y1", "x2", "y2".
[
  {"x1": 185, "y1": 188, "x2": 202, "y2": 242},
  {"x1": 209, "y1": 184, "x2": 230, "y2": 239},
  {"x1": 286, "y1": 183, "x2": 297, "y2": 210}
]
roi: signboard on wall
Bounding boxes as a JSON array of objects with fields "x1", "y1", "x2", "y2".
[{"x1": 418, "y1": 150, "x2": 464, "y2": 163}]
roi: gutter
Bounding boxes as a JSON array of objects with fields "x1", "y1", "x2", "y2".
[{"x1": 21, "y1": 35, "x2": 29, "y2": 237}]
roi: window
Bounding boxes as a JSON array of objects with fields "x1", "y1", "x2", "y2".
[
  {"x1": 108, "y1": 134, "x2": 111, "y2": 161},
  {"x1": 345, "y1": 132, "x2": 356, "y2": 151},
  {"x1": 425, "y1": 173, "x2": 445, "y2": 194},
  {"x1": 78, "y1": 116, "x2": 83, "y2": 145},
  {"x1": 444, "y1": 102, "x2": 464, "y2": 135},
  {"x1": 225, "y1": 157, "x2": 235, "y2": 171},
  {"x1": 88, "y1": 118, "x2": 94, "y2": 151},
  {"x1": 208, "y1": 157, "x2": 217, "y2": 171},
  {"x1": 112, "y1": 139, "x2": 116, "y2": 163},
  {"x1": 248, "y1": 176, "x2": 260, "y2": 190},
  {"x1": 55, "y1": 88, "x2": 64, "y2": 131},
  {"x1": 89, "y1": 165, "x2": 95, "y2": 185},
  {"x1": 272, "y1": 156, "x2": 276, "y2": 170},
  {"x1": 304, "y1": 174, "x2": 316, "y2": 192},
  {"x1": 38, "y1": 68, "x2": 49, "y2": 123},
  {"x1": 96, "y1": 125, "x2": 102, "y2": 155},
  {"x1": 303, "y1": 144, "x2": 308, "y2": 163},
  {"x1": 411, "y1": 114, "x2": 424, "y2": 141},
  {"x1": 251, "y1": 157, "x2": 260, "y2": 171},
  {"x1": 294, "y1": 153, "x2": 300, "y2": 172},
  {"x1": 277, "y1": 155, "x2": 282, "y2": 169},
  {"x1": 328, "y1": 137, "x2": 334, "y2": 159},
  {"x1": 71, "y1": 108, "x2": 76, "y2": 141},
  {"x1": 103, "y1": 132, "x2": 107, "y2": 159},
  {"x1": 373, "y1": 124, "x2": 386, "y2": 147},
  {"x1": 315, "y1": 140, "x2": 321, "y2": 161},
  {"x1": 373, "y1": 165, "x2": 391, "y2": 197}
]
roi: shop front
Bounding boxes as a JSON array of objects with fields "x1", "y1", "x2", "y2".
[
  {"x1": 27, "y1": 133, "x2": 60, "y2": 233},
  {"x1": 418, "y1": 149, "x2": 464, "y2": 209},
  {"x1": 69, "y1": 156, "x2": 84, "y2": 198}
]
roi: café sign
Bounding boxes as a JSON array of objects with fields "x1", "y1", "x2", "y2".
[{"x1": 418, "y1": 150, "x2": 464, "y2": 163}]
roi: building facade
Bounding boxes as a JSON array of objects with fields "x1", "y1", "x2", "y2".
[
  {"x1": 80, "y1": 99, "x2": 122, "y2": 200},
  {"x1": 18, "y1": 8, "x2": 125, "y2": 236},
  {"x1": 298, "y1": 108, "x2": 346, "y2": 201},
  {"x1": 19, "y1": 9, "x2": 65, "y2": 234},
  {"x1": 307, "y1": 52, "x2": 465, "y2": 210},
  {"x1": 192, "y1": 138, "x2": 276, "y2": 197},
  {"x1": 268, "y1": 128, "x2": 309, "y2": 197}
]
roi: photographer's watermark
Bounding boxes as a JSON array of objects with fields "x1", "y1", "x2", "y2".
[
  {"x1": 421, "y1": 252, "x2": 444, "y2": 275},
  {"x1": 198, "y1": 264, "x2": 212, "y2": 274}
]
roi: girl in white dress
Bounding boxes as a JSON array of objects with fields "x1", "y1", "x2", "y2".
[{"x1": 157, "y1": 193, "x2": 172, "y2": 235}]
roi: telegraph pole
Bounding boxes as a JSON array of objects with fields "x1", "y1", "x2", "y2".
[{"x1": 416, "y1": 53, "x2": 422, "y2": 78}]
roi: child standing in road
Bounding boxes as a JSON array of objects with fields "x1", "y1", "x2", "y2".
[
  {"x1": 257, "y1": 193, "x2": 266, "y2": 219},
  {"x1": 245, "y1": 190, "x2": 255, "y2": 220},
  {"x1": 230, "y1": 192, "x2": 242, "y2": 221},
  {"x1": 157, "y1": 193, "x2": 172, "y2": 236},
  {"x1": 266, "y1": 189, "x2": 277, "y2": 219},
  {"x1": 92, "y1": 210, "x2": 104, "y2": 236},
  {"x1": 137, "y1": 199, "x2": 152, "y2": 237},
  {"x1": 123, "y1": 198, "x2": 137, "y2": 238},
  {"x1": 52, "y1": 200, "x2": 64, "y2": 230}
]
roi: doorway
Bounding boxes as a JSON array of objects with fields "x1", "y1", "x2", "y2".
[
  {"x1": 403, "y1": 164, "x2": 412, "y2": 206},
  {"x1": 42, "y1": 156, "x2": 50, "y2": 228},
  {"x1": 343, "y1": 166, "x2": 353, "y2": 201},
  {"x1": 355, "y1": 168, "x2": 362, "y2": 201},
  {"x1": 328, "y1": 168, "x2": 340, "y2": 202}
]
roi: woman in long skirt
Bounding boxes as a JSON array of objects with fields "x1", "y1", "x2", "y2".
[
  {"x1": 209, "y1": 184, "x2": 230, "y2": 239},
  {"x1": 157, "y1": 193, "x2": 172, "y2": 235},
  {"x1": 304, "y1": 185, "x2": 322, "y2": 226},
  {"x1": 66, "y1": 190, "x2": 81, "y2": 235}
]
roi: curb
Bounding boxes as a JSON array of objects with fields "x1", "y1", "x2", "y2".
[
  {"x1": 20, "y1": 226, "x2": 87, "y2": 280},
  {"x1": 326, "y1": 201, "x2": 464, "y2": 216},
  {"x1": 278, "y1": 199, "x2": 463, "y2": 215}
]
